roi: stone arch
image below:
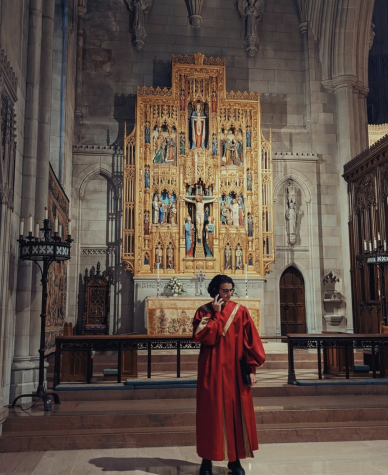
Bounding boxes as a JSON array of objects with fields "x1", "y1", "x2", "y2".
[
  {"x1": 79, "y1": 165, "x2": 118, "y2": 200},
  {"x1": 273, "y1": 172, "x2": 315, "y2": 205}
]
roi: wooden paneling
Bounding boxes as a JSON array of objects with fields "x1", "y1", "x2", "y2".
[{"x1": 280, "y1": 266, "x2": 306, "y2": 335}]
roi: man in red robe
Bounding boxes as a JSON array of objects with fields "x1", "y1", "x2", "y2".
[{"x1": 193, "y1": 275, "x2": 265, "y2": 475}]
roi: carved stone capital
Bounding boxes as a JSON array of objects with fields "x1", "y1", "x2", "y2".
[
  {"x1": 186, "y1": 0, "x2": 205, "y2": 28},
  {"x1": 125, "y1": 0, "x2": 154, "y2": 50},
  {"x1": 237, "y1": 0, "x2": 265, "y2": 57}
]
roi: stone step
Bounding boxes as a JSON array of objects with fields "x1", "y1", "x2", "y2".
[{"x1": 2, "y1": 419, "x2": 388, "y2": 452}]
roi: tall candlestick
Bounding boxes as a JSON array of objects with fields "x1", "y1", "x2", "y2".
[
  {"x1": 19, "y1": 218, "x2": 24, "y2": 236},
  {"x1": 245, "y1": 263, "x2": 248, "y2": 280},
  {"x1": 28, "y1": 214, "x2": 33, "y2": 233},
  {"x1": 157, "y1": 262, "x2": 160, "y2": 279},
  {"x1": 374, "y1": 239, "x2": 377, "y2": 250},
  {"x1": 59, "y1": 224, "x2": 63, "y2": 238},
  {"x1": 68, "y1": 219, "x2": 71, "y2": 236},
  {"x1": 385, "y1": 240, "x2": 387, "y2": 252},
  {"x1": 44, "y1": 207, "x2": 48, "y2": 220},
  {"x1": 369, "y1": 241, "x2": 372, "y2": 252},
  {"x1": 378, "y1": 232, "x2": 381, "y2": 242},
  {"x1": 364, "y1": 240, "x2": 367, "y2": 252},
  {"x1": 54, "y1": 218, "x2": 59, "y2": 233},
  {"x1": 34, "y1": 221, "x2": 39, "y2": 238}
]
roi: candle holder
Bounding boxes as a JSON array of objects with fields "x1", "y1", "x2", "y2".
[
  {"x1": 11, "y1": 218, "x2": 73, "y2": 411},
  {"x1": 365, "y1": 238, "x2": 388, "y2": 325},
  {"x1": 245, "y1": 277, "x2": 249, "y2": 298},
  {"x1": 194, "y1": 269, "x2": 206, "y2": 296}
]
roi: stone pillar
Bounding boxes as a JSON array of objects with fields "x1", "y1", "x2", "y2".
[
  {"x1": 75, "y1": 0, "x2": 88, "y2": 125},
  {"x1": 358, "y1": 85, "x2": 369, "y2": 152},
  {"x1": 333, "y1": 76, "x2": 358, "y2": 333},
  {"x1": 30, "y1": 0, "x2": 56, "y2": 358},
  {"x1": 12, "y1": 0, "x2": 43, "y2": 400},
  {"x1": 299, "y1": 22, "x2": 311, "y2": 130}
]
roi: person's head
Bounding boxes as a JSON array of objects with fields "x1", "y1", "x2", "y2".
[{"x1": 208, "y1": 274, "x2": 235, "y2": 301}]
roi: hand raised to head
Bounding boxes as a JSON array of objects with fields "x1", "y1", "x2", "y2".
[{"x1": 211, "y1": 294, "x2": 223, "y2": 312}]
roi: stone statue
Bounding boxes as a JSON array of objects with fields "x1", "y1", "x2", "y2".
[
  {"x1": 184, "y1": 216, "x2": 195, "y2": 257},
  {"x1": 166, "y1": 244, "x2": 174, "y2": 269},
  {"x1": 180, "y1": 132, "x2": 185, "y2": 155},
  {"x1": 246, "y1": 125, "x2": 252, "y2": 147},
  {"x1": 212, "y1": 89, "x2": 217, "y2": 113},
  {"x1": 165, "y1": 134, "x2": 176, "y2": 163},
  {"x1": 144, "y1": 210, "x2": 150, "y2": 235},
  {"x1": 235, "y1": 244, "x2": 243, "y2": 270},
  {"x1": 237, "y1": 0, "x2": 265, "y2": 57},
  {"x1": 144, "y1": 252, "x2": 149, "y2": 265},
  {"x1": 182, "y1": 193, "x2": 216, "y2": 243},
  {"x1": 125, "y1": 0, "x2": 154, "y2": 50},
  {"x1": 153, "y1": 133, "x2": 165, "y2": 163},
  {"x1": 231, "y1": 198, "x2": 240, "y2": 226},
  {"x1": 144, "y1": 121, "x2": 151, "y2": 144},
  {"x1": 169, "y1": 201, "x2": 177, "y2": 226},
  {"x1": 155, "y1": 243, "x2": 163, "y2": 267},
  {"x1": 191, "y1": 103, "x2": 206, "y2": 149},
  {"x1": 247, "y1": 212, "x2": 254, "y2": 237},
  {"x1": 238, "y1": 197, "x2": 245, "y2": 225},
  {"x1": 225, "y1": 244, "x2": 232, "y2": 269},
  {"x1": 247, "y1": 168, "x2": 252, "y2": 191},
  {"x1": 212, "y1": 133, "x2": 217, "y2": 156},
  {"x1": 180, "y1": 88, "x2": 185, "y2": 111},
  {"x1": 204, "y1": 216, "x2": 215, "y2": 257},
  {"x1": 285, "y1": 180, "x2": 297, "y2": 245},
  {"x1": 144, "y1": 166, "x2": 150, "y2": 188},
  {"x1": 152, "y1": 195, "x2": 159, "y2": 224}
]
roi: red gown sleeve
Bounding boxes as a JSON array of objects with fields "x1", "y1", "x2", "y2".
[
  {"x1": 192, "y1": 305, "x2": 223, "y2": 346},
  {"x1": 243, "y1": 307, "x2": 266, "y2": 373}
]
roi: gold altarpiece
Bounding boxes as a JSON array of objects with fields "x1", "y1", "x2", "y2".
[{"x1": 122, "y1": 53, "x2": 274, "y2": 277}]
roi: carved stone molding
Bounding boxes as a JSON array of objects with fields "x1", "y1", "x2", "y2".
[
  {"x1": 186, "y1": 0, "x2": 205, "y2": 28},
  {"x1": 237, "y1": 0, "x2": 265, "y2": 57},
  {"x1": 322, "y1": 270, "x2": 342, "y2": 285},
  {"x1": 81, "y1": 246, "x2": 116, "y2": 256},
  {"x1": 125, "y1": 0, "x2": 154, "y2": 50}
]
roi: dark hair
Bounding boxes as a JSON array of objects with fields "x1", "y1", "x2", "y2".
[{"x1": 207, "y1": 274, "x2": 235, "y2": 298}]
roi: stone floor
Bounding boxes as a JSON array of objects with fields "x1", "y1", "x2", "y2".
[{"x1": 1, "y1": 440, "x2": 388, "y2": 474}]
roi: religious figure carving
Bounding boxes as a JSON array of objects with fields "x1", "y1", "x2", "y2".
[
  {"x1": 237, "y1": 0, "x2": 265, "y2": 57},
  {"x1": 155, "y1": 243, "x2": 163, "y2": 268},
  {"x1": 144, "y1": 210, "x2": 150, "y2": 235},
  {"x1": 248, "y1": 254, "x2": 253, "y2": 266},
  {"x1": 247, "y1": 168, "x2": 252, "y2": 191},
  {"x1": 235, "y1": 244, "x2": 243, "y2": 270},
  {"x1": 125, "y1": 0, "x2": 154, "y2": 50},
  {"x1": 145, "y1": 121, "x2": 151, "y2": 144},
  {"x1": 212, "y1": 133, "x2": 218, "y2": 156},
  {"x1": 153, "y1": 132, "x2": 165, "y2": 163},
  {"x1": 165, "y1": 134, "x2": 176, "y2": 163},
  {"x1": 247, "y1": 212, "x2": 254, "y2": 237},
  {"x1": 183, "y1": 193, "x2": 216, "y2": 243},
  {"x1": 231, "y1": 198, "x2": 240, "y2": 226},
  {"x1": 220, "y1": 200, "x2": 232, "y2": 225},
  {"x1": 159, "y1": 200, "x2": 168, "y2": 225},
  {"x1": 204, "y1": 216, "x2": 215, "y2": 257},
  {"x1": 144, "y1": 165, "x2": 150, "y2": 188},
  {"x1": 184, "y1": 216, "x2": 195, "y2": 257},
  {"x1": 285, "y1": 180, "x2": 297, "y2": 245},
  {"x1": 180, "y1": 88, "x2": 185, "y2": 111},
  {"x1": 238, "y1": 197, "x2": 245, "y2": 225},
  {"x1": 246, "y1": 125, "x2": 252, "y2": 147},
  {"x1": 180, "y1": 132, "x2": 185, "y2": 155},
  {"x1": 152, "y1": 195, "x2": 159, "y2": 224},
  {"x1": 167, "y1": 243, "x2": 174, "y2": 269},
  {"x1": 144, "y1": 252, "x2": 149, "y2": 265},
  {"x1": 191, "y1": 103, "x2": 206, "y2": 149},
  {"x1": 225, "y1": 244, "x2": 232, "y2": 269},
  {"x1": 169, "y1": 201, "x2": 177, "y2": 226},
  {"x1": 221, "y1": 129, "x2": 243, "y2": 166},
  {"x1": 212, "y1": 89, "x2": 217, "y2": 112}
]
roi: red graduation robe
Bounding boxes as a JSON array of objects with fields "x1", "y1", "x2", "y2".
[{"x1": 192, "y1": 301, "x2": 266, "y2": 462}]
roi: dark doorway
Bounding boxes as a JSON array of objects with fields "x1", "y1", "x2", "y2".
[{"x1": 280, "y1": 266, "x2": 306, "y2": 335}]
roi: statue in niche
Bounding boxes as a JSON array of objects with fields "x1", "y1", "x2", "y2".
[
  {"x1": 191, "y1": 103, "x2": 206, "y2": 149},
  {"x1": 247, "y1": 168, "x2": 252, "y2": 191},
  {"x1": 184, "y1": 216, "x2": 195, "y2": 257},
  {"x1": 167, "y1": 243, "x2": 174, "y2": 269},
  {"x1": 144, "y1": 165, "x2": 150, "y2": 188},
  {"x1": 238, "y1": 197, "x2": 245, "y2": 225},
  {"x1": 169, "y1": 201, "x2": 177, "y2": 226},
  {"x1": 144, "y1": 210, "x2": 150, "y2": 235},
  {"x1": 204, "y1": 216, "x2": 215, "y2": 257},
  {"x1": 144, "y1": 252, "x2": 149, "y2": 265},
  {"x1": 152, "y1": 195, "x2": 159, "y2": 224},
  {"x1": 145, "y1": 121, "x2": 151, "y2": 144},
  {"x1": 235, "y1": 244, "x2": 243, "y2": 270},
  {"x1": 153, "y1": 132, "x2": 165, "y2": 163},
  {"x1": 248, "y1": 254, "x2": 253, "y2": 266},
  {"x1": 165, "y1": 132, "x2": 177, "y2": 163},
  {"x1": 221, "y1": 129, "x2": 243, "y2": 166},
  {"x1": 182, "y1": 193, "x2": 216, "y2": 244},
  {"x1": 220, "y1": 200, "x2": 231, "y2": 225},
  {"x1": 247, "y1": 212, "x2": 254, "y2": 237},
  {"x1": 155, "y1": 243, "x2": 163, "y2": 268},
  {"x1": 225, "y1": 244, "x2": 232, "y2": 269},
  {"x1": 246, "y1": 125, "x2": 252, "y2": 147},
  {"x1": 180, "y1": 88, "x2": 185, "y2": 111},
  {"x1": 212, "y1": 133, "x2": 218, "y2": 156},
  {"x1": 231, "y1": 198, "x2": 240, "y2": 226},
  {"x1": 237, "y1": 0, "x2": 265, "y2": 57},
  {"x1": 285, "y1": 180, "x2": 297, "y2": 246},
  {"x1": 212, "y1": 90, "x2": 217, "y2": 113},
  {"x1": 180, "y1": 132, "x2": 185, "y2": 155},
  {"x1": 159, "y1": 200, "x2": 168, "y2": 225}
]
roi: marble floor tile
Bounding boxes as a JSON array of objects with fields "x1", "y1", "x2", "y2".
[{"x1": 2, "y1": 441, "x2": 388, "y2": 475}]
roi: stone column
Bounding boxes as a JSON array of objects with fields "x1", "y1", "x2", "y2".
[
  {"x1": 358, "y1": 85, "x2": 369, "y2": 152},
  {"x1": 12, "y1": 0, "x2": 43, "y2": 400},
  {"x1": 299, "y1": 22, "x2": 311, "y2": 130},
  {"x1": 333, "y1": 76, "x2": 358, "y2": 333},
  {"x1": 75, "y1": 0, "x2": 88, "y2": 125},
  {"x1": 30, "y1": 0, "x2": 56, "y2": 359}
]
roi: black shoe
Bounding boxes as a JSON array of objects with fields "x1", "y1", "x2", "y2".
[
  {"x1": 200, "y1": 459, "x2": 212, "y2": 475},
  {"x1": 227, "y1": 459, "x2": 245, "y2": 475}
]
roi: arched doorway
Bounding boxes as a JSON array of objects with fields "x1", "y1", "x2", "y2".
[{"x1": 280, "y1": 266, "x2": 306, "y2": 335}]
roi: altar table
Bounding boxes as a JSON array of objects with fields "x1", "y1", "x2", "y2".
[{"x1": 146, "y1": 297, "x2": 261, "y2": 336}]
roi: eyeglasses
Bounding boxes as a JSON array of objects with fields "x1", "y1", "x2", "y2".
[{"x1": 219, "y1": 288, "x2": 234, "y2": 295}]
